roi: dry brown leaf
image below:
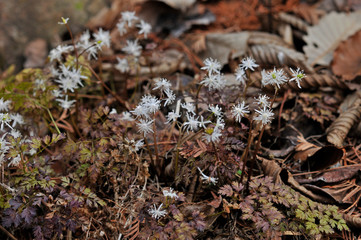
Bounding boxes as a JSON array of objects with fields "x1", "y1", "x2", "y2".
[
  {"x1": 327, "y1": 98, "x2": 361, "y2": 147},
  {"x1": 303, "y1": 11, "x2": 361, "y2": 66},
  {"x1": 199, "y1": 32, "x2": 250, "y2": 66},
  {"x1": 332, "y1": 30, "x2": 361, "y2": 81},
  {"x1": 292, "y1": 3, "x2": 325, "y2": 25},
  {"x1": 276, "y1": 12, "x2": 309, "y2": 32},
  {"x1": 294, "y1": 135, "x2": 344, "y2": 171},
  {"x1": 294, "y1": 135, "x2": 320, "y2": 161},
  {"x1": 343, "y1": 213, "x2": 361, "y2": 229},
  {"x1": 260, "y1": 157, "x2": 334, "y2": 203}
]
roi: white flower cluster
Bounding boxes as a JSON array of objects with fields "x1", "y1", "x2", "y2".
[
  {"x1": 115, "y1": 11, "x2": 152, "y2": 74},
  {"x1": 200, "y1": 58, "x2": 226, "y2": 91},
  {"x1": 234, "y1": 57, "x2": 259, "y2": 86},
  {"x1": 0, "y1": 98, "x2": 30, "y2": 167}
]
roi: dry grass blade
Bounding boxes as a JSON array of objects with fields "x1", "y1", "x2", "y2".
[
  {"x1": 303, "y1": 11, "x2": 361, "y2": 66},
  {"x1": 276, "y1": 12, "x2": 309, "y2": 32},
  {"x1": 327, "y1": 98, "x2": 361, "y2": 147}
]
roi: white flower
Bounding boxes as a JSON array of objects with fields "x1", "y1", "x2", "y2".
[
  {"x1": 79, "y1": 30, "x2": 90, "y2": 46},
  {"x1": 262, "y1": 67, "x2": 288, "y2": 89},
  {"x1": 52, "y1": 89, "x2": 64, "y2": 98},
  {"x1": 86, "y1": 45, "x2": 99, "y2": 60},
  {"x1": 0, "y1": 113, "x2": 12, "y2": 130},
  {"x1": 0, "y1": 134, "x2": 10, "y2": 152},
  {"x1": 140, "y1": 95, "x2": 161, "y2": 115},
  {"x1": 214, "y1": 117, "x2": 225, "y2": 131},
  {"x1": 289, "y1": 67, "x2": 305, "y2": 88},
  {"x1": 198, "y1": 116, "x2": 211, "y2": 129},
  {"x1": 58, "y1": 17, "x2": 69, "y2": 25},
  {"x1": 115, "y1": 57, "x2": 129, "y2": 73},
  {"x1": 121, "y1": 111, "x2": 134, "y2": 121},
  {"x1": 153, "y1": 78, "x2": 171, "y2": 92},
  {"x1": 197, "y1": 167, "x2": 218, "y2": 184},
  {"x1": 148, "y1": 203, "x2": 167, "y2": 219},
  {"x1": 209, "y1": 105, "x2": 223, "y2": 117},
  {"x1": 163, "y1": 188, "x2": 178, "y2": 199},
  {"x1": 121, "y1": 11, "x2": 138, "y2": 27},
  {"x1": 122, "y1": 39, "x2": 142, "y2": 57},
  {"x1": 253, "y1": 107, "x2": 274, "y2": 126},
  {"x1": 8, "y1": 154, "x2": 21, "y2": 167},
  {"x1": 203, "y1": 127, "x2": 222, "y2": 143},
  {"x1": 93, "y1": 28, "x2": 111, "y2": 48},
  {"x1": 10, "y1": 129, "x2": 22, "y2": 139},
  {"x1": 124, "y1": 138, "x2": 144, "y2": 152},
  {"x1": 34, "y1": 78, "x2": 46, "y2": 91},
  {"x1": 164, "y1": 88, "x2": 176, "y2": 106},
  {"x1": 183, "y1": 113, "x2": 200, "y2": 132},
  {"x1": 165, "y1": 110, "x2": 181, "y2": 124},
  {"x1": 109, "y1": 108, "x2": 117, "y2": 115},
  {"x1": 116, "y1": 21, "x2": 127, "y2": 36},
  {"x1": 55, "y1": 76, "x2": 78, "y2": 93},
  {"x1": 10, "y1": 113, "x2": 24, "y2": 127},
  {"x1": 181, "y1": 102, "x2": 195, "y2": 114},
  {"x1": 131, "y1": 104, "x2": 149, "y2": 119},
  {"x1": 56, "y1": 95, "x2": 76, "y2": 110},
  {"x1": 136, "y1": 119, "x2": 154, "y2": 135},
  {"x1": 49, "y1": 45, "x2": 72, "y2": 62},
  {"x1": 0, "y1": 98, "x2": 12, "y2": 111},
  {"x1": 201, "y1": 58, "x2": 221, "y2": 75},
  {"x1": 235, "y1": 66, "x2": 247, "y2": 85},
  {"x1": 254, "y1": 94, "x2": 270, "y2": 108},
  {"x1": 231, "y1": 101, "x2": 250, "y2": 123},
  {"x1": 240, "y1": 57, "x2": 259, "y2": 71},
  {"x1": 200, "y1": 73, "x2": 226, "y2": 91},
  {"x1": 137, "y1": 20, "x2": 152, "y2": 38}
]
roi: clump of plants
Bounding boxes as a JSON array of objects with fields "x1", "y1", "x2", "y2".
[
  {"x1": 0, "y1": 11, "x2": 350, "y2": 240},
  {"x1": 218, "y1": 176, "x2": 348, "y2": 239}
]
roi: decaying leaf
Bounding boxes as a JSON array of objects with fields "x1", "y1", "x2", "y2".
[
  {"x1": 260, "y1": 156, "x2": 334, "y2": 203},
  {"x1": 332, "y1": 30, "x2": 361, "y2": 80},
  {"x1": 199, "y1": 32, "x2": 250, "y2": 66},
  {"x1": 327, "y1": 98, "x2": 361, "y2": 147},
  {"x1": 303, "y1": 11, "x2": 361, "y2": 66},
  {"x1": 294, "y1": 135, "x2": 344, "y2": 171},
  {"x1": 276, "y1": 12, "x2": 309, "y2": 32}
]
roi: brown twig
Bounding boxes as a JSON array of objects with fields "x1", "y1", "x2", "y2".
[{"x1": 0, "y1": 225, "x2": 17, "y2": 240}]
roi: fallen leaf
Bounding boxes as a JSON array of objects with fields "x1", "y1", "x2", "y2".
[
  {"x1": 327, "y1": 98, "x2": 361, "y2": 147},
  {"x1": 303, "y1": 11, "x2": 361, "y2": 66},
  {"x1": 332, "y1": 30, "x2": 361, "y2": 80}
]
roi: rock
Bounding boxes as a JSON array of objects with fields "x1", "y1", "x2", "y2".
[
  {"x1": 0, "y1": 0, "x2": 111, "y2": 70},
  {"x1": 24, "y1": 38, "x2": 47, "y2": 68}
]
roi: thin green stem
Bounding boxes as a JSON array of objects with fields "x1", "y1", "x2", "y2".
[{"x1": 46, "y1": 108, "x2": 61, "y2": 134}]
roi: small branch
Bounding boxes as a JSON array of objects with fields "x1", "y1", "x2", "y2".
[{"x1": 0, "y1": 225, "x2": 17, "y2": 240}]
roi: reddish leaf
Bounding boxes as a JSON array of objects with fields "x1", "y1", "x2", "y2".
[{"x1": 332, "y1": 30, "x2": 361, "y2": 80}]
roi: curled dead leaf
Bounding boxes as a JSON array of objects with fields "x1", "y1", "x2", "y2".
[
  {"x1": 294, "y1": 135, "x2": 344, "y2": 171},
  {"x1": 327, "y1": 98, "x2": 361, "y2": 147},
  {"x1": 332, "y1": 30, "x2": 361, "y2": 81}
]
